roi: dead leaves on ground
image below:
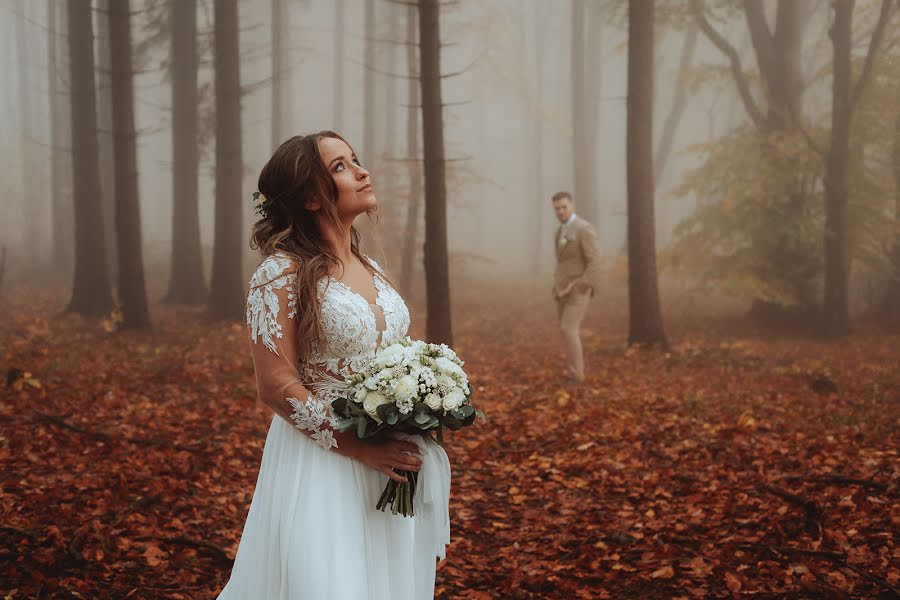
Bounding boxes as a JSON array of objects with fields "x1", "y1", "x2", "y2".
[{"x1": 1, "y1": 287, "x2": 898, "y2": 598}]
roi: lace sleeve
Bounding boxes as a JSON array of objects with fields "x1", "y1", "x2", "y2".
[{"x1": 246, "y1": 254, "x2": 339, "y2": 450}]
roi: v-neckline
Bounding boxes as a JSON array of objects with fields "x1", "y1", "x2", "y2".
[{"x1": 329, "y1": 271, "x2": 381, "y2": 308}]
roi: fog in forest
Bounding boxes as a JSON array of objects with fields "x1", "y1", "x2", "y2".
[{"x1": 1, "y1": 0, "x2": 898, "y2": 328}]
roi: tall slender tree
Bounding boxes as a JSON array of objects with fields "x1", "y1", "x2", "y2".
[
  {"x1": 96, "y1": 0, "x2": 118, "y2": 284},
  {"x1": 570, "y1": 0, "x2": 598, "y2": 226},
  {"x1": 400, "y1": 5, "x2": 421, "y2": 296},
  {"x1": 823, "y1": 0, "x2": 895, "y2": 336},
  {"x1": 334, "y1": 0, "x2": 345, "y2": 131},
  {"x1": 363, "y1": 0, "x2": 377, "y2": 166},
  {"x1": 418, "y1": 0, "x2": 452, "y2": 345},
  {"x1": 884, "y1": 104, "x2": 900, "y2": 321},
  {"x1": 66, "y1": 0, "x2": 113, "y2": 316},
  {"x1": 626, "y1": 0, "x2": 666, "y2": 347},
  {"x1": 530, "y1": 0, "x2": 550, "y2": 275},
  {"x1": 109, "y1": 0, "x2": 149, "y2": 329},
  {"x1": 207, "y1": 0, "x2": 245, "y2": 321},
  {"x1": 165, "y1": 0, "x2": 206, "y2": 305},
  {"x1": 15, "y1": 0, "x2": 39, "y2": 268},
  {"x1": 48, "y1": 0, "x2": 73, "y2": 271},
  {"x1": 271, "y1": 0, "x2": 289, "y2": 147}
]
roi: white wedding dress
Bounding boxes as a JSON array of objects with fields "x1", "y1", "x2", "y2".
[{"x1": 217, "y1": 252, "x2": 451, "y2": 600}]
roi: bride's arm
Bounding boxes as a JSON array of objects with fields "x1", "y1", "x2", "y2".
[{"x1": 246, "y1": 255, "x2": 420, "y2": 480}]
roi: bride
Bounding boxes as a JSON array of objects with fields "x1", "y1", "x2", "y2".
[{"x1": 216, "y1": 131, "x2": 451, "y2": 599}]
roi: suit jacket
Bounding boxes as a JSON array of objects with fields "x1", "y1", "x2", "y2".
[{"x1": 553, "y1": 216, "x2": 602, "y2": 300}]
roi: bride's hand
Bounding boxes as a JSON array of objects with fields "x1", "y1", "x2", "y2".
[{"x1": 350, "y1": 438, "x2": 423, "y2": 483}]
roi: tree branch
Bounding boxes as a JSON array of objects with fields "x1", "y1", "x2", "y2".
[
  {"x1": 690, "y1": 0, "x2": 768, "y2": 130},
  {"x1": 850, "y1": 0, "x2": 896, "y2": 111}
]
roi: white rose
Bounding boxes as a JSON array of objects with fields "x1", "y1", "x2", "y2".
[
  {"x1": 425, "y1": 392, "x2": 443, "y2": 411},
  {"x1": 442, "y1": 388, "x2": 466, "y2": 411},
  {"x1": 363, "y1": 391, "x2": 392, "y2": 422}
]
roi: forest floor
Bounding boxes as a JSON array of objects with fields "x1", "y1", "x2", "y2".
[{"x1": 1, "y1": 283, "x2": 898, "y2": 599}]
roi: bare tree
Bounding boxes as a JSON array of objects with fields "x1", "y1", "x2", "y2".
[
  {"x1": 400, "y1": 5, "x2": 421, "y2": 296},
  {"x1": 654, "y1": 22, "x2": 698, "y2": 184},
  {"x1": 165, "y1": 0, "x2": 206, "y2": 305},
  {"x1": 334, "y1": 0, "x2": 345, "y2": 131},
  {"x1": 364, "y1": 0, "x2": 377, "y2": 165},
  {"x1": 66, "y1": 0, "x2": 113, "y2": 316},
  {"x1": 207, "y1": 0, "x2": 245, "y2": 321},
  {"x1": 530, "y1": 2, "x2": 548, "y2": 275},
  {"x1": 571, "y1": 0, "x2": 599, "y2": 225},
  {"x1": 96, "y1": 0, "x2": 118, "y2": 284},
  {"x1": 48, "y1": 0, "x2": 73, "y2": 272},
  {"x1": 271, "y1": 0, "x2": 290, "y2": 147},
  {"x1": 823, "y1": 0, "x2": 895, "y2": 336},
  {"x1": 15, "y1": 0, "x2": 40, "y2": 269},
  {"x1": 627, "y1": 0, "x2": 667, "y2": 347},
  {"x1": 109, "y1": 0, "x2": 149, "y2": 329},
  {"x1": 884, "y1": 104, "x2": 900, "y2": 321},
  {"x1": 418, "y1": 0, "x2": 452, "y2": 345}
]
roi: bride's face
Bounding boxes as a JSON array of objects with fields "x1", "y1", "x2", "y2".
[{"x1": 317, "y1": 136, "x2": 376, "y2": 218}]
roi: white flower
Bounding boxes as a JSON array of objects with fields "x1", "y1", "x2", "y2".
[
  {"x1": 436, "y1": 374, "x2": 456, "y2": 394},
  {"x1": 363, "y1": 391, "x2": 392, "y2": 422},
  {"x1": 435, "y1": 356, "x2": 465, "y2": 380},
  {"x1": 425, "y1": 392, "x2": 443, "y2": 411},
  {"x1": 392, "y1": 374, "x2": 419, "y2": 403},
  {"x1": 417, "y1": 366, "x2": 437, "y2": 388},
  {"x1": 442, "y1": 388, "x2": 466, "y2": 411},
  {"x1": 364, "y1": 375, "x2": 380, "y2": 391}
]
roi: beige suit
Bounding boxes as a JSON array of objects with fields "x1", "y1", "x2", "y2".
[{"x1": 553, "y1": 216, "x2": 602, "y2": 382}]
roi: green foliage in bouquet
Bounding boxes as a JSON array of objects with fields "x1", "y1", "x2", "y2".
[{"x1": 330, "y1": 338, "x2": 484, "y2": 516}]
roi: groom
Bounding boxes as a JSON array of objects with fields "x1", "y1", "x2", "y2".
[{"x1": 552, "y1": 191, "x2": 602, "y2": 384}]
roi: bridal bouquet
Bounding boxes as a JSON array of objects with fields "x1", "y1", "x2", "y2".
[{"x1": 331, "y1": 337, "x2": 482, "y2": 517}]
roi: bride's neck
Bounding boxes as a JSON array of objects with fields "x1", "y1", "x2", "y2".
[{"x1": 319, "y1": 217, "x2": 356, "y2": 265}]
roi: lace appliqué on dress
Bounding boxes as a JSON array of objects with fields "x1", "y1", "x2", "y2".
[
  {"x1": 246, "y1": 255, "x2": 298, "y2": 354},
  {"x1": 287, "y1": 394, "x2": 339, "y2": 450}
]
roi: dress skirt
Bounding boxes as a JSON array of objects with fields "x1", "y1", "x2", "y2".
[{"x1": 217, "y1": 416, "x2": 451, "y2": 599}]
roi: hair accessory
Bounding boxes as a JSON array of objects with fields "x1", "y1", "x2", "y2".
[{"x1": 252, "y1": 191, "x2": 269, "y2": 217}]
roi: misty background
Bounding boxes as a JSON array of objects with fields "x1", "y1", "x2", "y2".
[{"x1": 1, "y1": 0, "x2": 898, "y2": 332}]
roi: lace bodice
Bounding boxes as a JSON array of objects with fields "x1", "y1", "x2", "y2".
[
  {"x1": 244, "y1": 252, "x2": 410, "y2": 448},
  {"x1": 305, "y1": 258, "x2": 410, "y2": 408}
]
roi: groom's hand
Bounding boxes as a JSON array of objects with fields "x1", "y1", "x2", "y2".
[{"x1": 573, "y1": 282, "x2": 592, "y2": 295}]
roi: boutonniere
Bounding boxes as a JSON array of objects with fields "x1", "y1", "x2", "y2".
[{"x1": 558, "y1": 234, "x2": 571, "y2": 248}]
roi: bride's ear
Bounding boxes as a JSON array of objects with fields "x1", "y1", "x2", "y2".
[{"x1": 304, "y1": 196, "x2": 322, "y2": 212}]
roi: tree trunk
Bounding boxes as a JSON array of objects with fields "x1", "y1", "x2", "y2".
[
  {"x1": 881, "y1": 99, "x2": 900, "y2": 320},
  {"x1": 400, "y1": 6, "x2": 421, "y2": 297},
  {"x1": 418, "y1": 0, "x2": 452, "y2": 345},
  {"x1": 48, "y1": 0, "x2": 73, "y2": 272},
  {"x1": 96, "y1": 0, "x2": 118, "y2": 284},
  {"x1": 364, "y1": 0, "x2": 376, "y2": 166},
  {"x1": 334, "y1": 0, "x2": 344, "y2": 132},
  {"x1": 207, "y1": 0, "x2": 245, "y2": 321},
  {"x1": 626, "y1": 0, "x2": 667, "y2": 347},
  {"x1": 570, "y1": 0, "x2": 597, "y2": 225},
  {"x1": 271, "y1": 0, "x2": 289, "y2": 148},
  {"x1": 66, "y1": 0, "x2": 113, "y2": 316},
  {"x1": 165, "y1": 0, "x2": 206, "y2": 305},
  {"x1": 823, "y1": 0, "x2": 853, "y2": 337},
  {"x1": 531, "y1": 2, "x2": 548, "y2": 276},
  {"x1": 109, "y1": 0, "x2": 149, "y2": 329},
  {"x1": 16, "y1": 0, "x2": 43, "y2": 270}
]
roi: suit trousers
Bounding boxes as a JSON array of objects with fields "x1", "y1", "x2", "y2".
[{"x1": 556, "y1": 289, "x2": 590, "y2": 382}]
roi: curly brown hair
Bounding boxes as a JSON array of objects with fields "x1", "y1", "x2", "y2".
[{"x1": 249, "y1": 131, "x2": 380, "y2": 367}]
